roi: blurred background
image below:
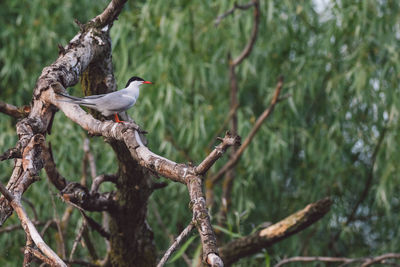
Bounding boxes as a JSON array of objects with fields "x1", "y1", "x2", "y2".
[{"x1": 1, "y1": 0, "x2": 400, "y2": 266}]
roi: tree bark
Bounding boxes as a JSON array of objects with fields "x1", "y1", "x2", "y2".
[{"x1": 79, "y1": 32, "x2": 156, "y2": 266}]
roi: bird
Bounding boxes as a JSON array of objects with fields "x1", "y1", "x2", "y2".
[{"x1": 56, "y1": 76, "x2": 152, "y2": 123}]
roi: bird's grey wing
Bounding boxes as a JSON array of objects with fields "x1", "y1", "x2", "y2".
[{"x1": 96, "y1": 93, "x2": 136, "y2": 114}]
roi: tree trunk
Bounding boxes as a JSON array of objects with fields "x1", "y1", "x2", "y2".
[{"x1": 80, "y1": 34, "x2": 156, "y2": 266}]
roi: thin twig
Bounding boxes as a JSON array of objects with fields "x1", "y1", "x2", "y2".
[
  {"x1": 231, "y1": 0, "x2": 260, "y2": 66},
  {"x1": 21, "y1": 197, "x2": 39, "y2": 221},
  {"x1": 83, "y1": 138, "x2": 97, "y2": 180},
  {"x1": 151, "y1": 201, "x2": 192, "y2": 266},
  {"x1": 329, "y1": 127, "x2": 387, "y2": 248},
  {"x1": 361, "y1": 253, "x2": 400, "y2": 267},
  {"x1": 209, "y1": 76, "x2": 284, "y2": 184},
  {"x1": 274, "y1": 253, "x2": 400, "y2": 267},
  {"x1": 40, "y1": 219, "x2": 56, "y2": 236},
  {"x1": 90, "y1": 174, "x2": 117, "y2": 194},
  {"x1": 214, "y1": 1, "x2": 256, "y2": 26},
  {"x1": 207, "y1": 103, "x2": 239, "y2": 149},
  {"x1": 69, "y1": 219, "x2": 87, "y2": 261},
  {"x1": 195, "y1": 131, "x2": 241, "y2": 175},
  {"x1": 157, "y1": 222, "x2": 195, "y2": 267},
  {"x1": 50, "y1": 189, "x2": 66, "y2": 259},
  {"x1": 27, "y1": 246, "x2": 55, "y2": 266}
]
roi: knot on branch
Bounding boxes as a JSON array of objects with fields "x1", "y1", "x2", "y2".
[
  {"x1": 61, "y1": 182, "x2": 116, "y2": 212},
  {"x1": 217, "y1": 131, "x2": 241, "y2": 147},
  {"x1": 61, "y1": 183, "x2": 89, "y2": 204}
]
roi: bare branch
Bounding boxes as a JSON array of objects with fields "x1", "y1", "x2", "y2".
[
  {"x1": 214, "y1": 1, "x2": 256, "y2": 27},
  {"x1": 274, "y1": 253, "x2": 400, "y2": 267},
  {"x1": 0, "y1": 100, "x2": 30, "y2": 119},
  {"x1": 207, "y1": 103, "x2": 239, "y2": 149},
  {"x1": 69, "y1": 219, "x2": 87, "y2": 261},
  {"x1": 274, "y1": 256, "x2": 359, "y2": 267},
  {"x1": 0, "y1": 147, "x2": 21, "y2": 161},
  {"x1": 23, "y1": 233, "x2": 34, "y2": 266},
  {"x1": 0, "y1": 182, "x2": 66, "y2": 267},
  {"x1": 91, "y1": 0, "x2": 127, "y2": 28},
  {"x1": 361, "y1": 253, "x2": 400, "y2": 267},
  {"x1": 219, "y1": 197, "x2": 332, "y2": 265},
  {"x1": 21, "y1": 197, "x2": 39, "y2": 221},
  {"x1": 151, "y1": 201, "x2": 192, "y2": 266},
  {"x1": 27, "y1": 246, "x2": 55, "y2": 266},
  {"x1": 0, "y1": 220, "x2": 45, "y2": 234},
  {"x1": 90, "y1": 174, "x2": 117, "y2": 194},
  {"x1": 42, "y1": 143, "x2": 68, "y2": 191},
  {"x1": 195, "y1": 131, "x2": 241, "y2": 175},
  {"x1": 186, "y1": 175, "x2": 222, "y2": 265},
  {"x1": 83, "y1": 138, "x2": 97, "y2": 180},
  {"x1": 330, "y1": 127, "x2": 387, "y2": 248},
  {"x1": 232, "y1": 0, "x2": 260, "y2": 66},
  {"x1": 209, "y1": 76, "x2": 284, "y2": 184},
  {"x1": 157, "y1": 222, "x2": 195, "y2": 267},
  {"x1": 50, "y1": 191, "x2": 66, "y2": 259}
]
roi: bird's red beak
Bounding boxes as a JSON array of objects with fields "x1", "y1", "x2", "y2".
[{"x1": 143, "y1": 81, "x2": 152, "y2": 84}]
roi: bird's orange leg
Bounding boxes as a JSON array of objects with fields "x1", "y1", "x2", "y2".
[{"x1": 114, "y1": 113, "x2": 125, "y2": 123}]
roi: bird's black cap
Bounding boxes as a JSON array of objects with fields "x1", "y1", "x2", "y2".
[{"x1": 126, "y1": 76, "x2": 145, "y2": 87}]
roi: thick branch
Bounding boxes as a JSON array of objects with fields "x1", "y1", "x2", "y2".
[
  {"x1": 0, "y1": 5, "x2": 120, "y2": 225},
  {"x1": 210, "y1": 76, "x2": 284, "y2": 184},
  {"x1": 219, "y1": 197, "x2": 332, "y2": 265}
]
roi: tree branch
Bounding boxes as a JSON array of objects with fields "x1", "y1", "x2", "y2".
[
  {"x1": 274, "y1": 253, "x2": 400, "y2": 267},
  {"x1": 195, "y1": 131, "x2": 241, "y2": 175},
  {"x1": 157, "y1": 222, "x2": 195, "y2": 267},
  {"x1": 329, "y1": 127, "x2": 387, "y2": 248},
  {"x1": 0, "y1": 182, "x2": 66, "y2": 266},
  {"x1": 219, "y1": 197, "x2": 332, "y2": 265},
  {"x1": 0, "y1": 100, "x2": 30, "y2": 119},
  {"x1": 90, "y1": 174, "x2": 117, "y2": 194},
  {"x1": 232, "y1": 0, "x2": 259, "y2": 66},
  {"x1": 214, "y1": 1, "x2": 257, "y2": 27},
  {"x1": 209, "y1": 76, "x2": 284, "y2": 185},
  {"x1": 91, "y1": 0, "x2": 127, "y2": 28}
]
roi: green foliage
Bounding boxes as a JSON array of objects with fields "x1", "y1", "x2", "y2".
[{"x1": 1, "y1": 0, "x2": 400, "y2": 266}]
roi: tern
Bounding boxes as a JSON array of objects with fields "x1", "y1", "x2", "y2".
[{"x1": 56, "y1": 76, "x2": 152, "y2": 122}]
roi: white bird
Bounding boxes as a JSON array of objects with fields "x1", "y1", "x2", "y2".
[{"x1": 56, "y1": 76, "x2": 152, "y2": 122}]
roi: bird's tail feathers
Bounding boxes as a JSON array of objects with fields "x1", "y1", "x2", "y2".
[{"x1": 55, "y1": 92, "x2": 96, "y2": 106}]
